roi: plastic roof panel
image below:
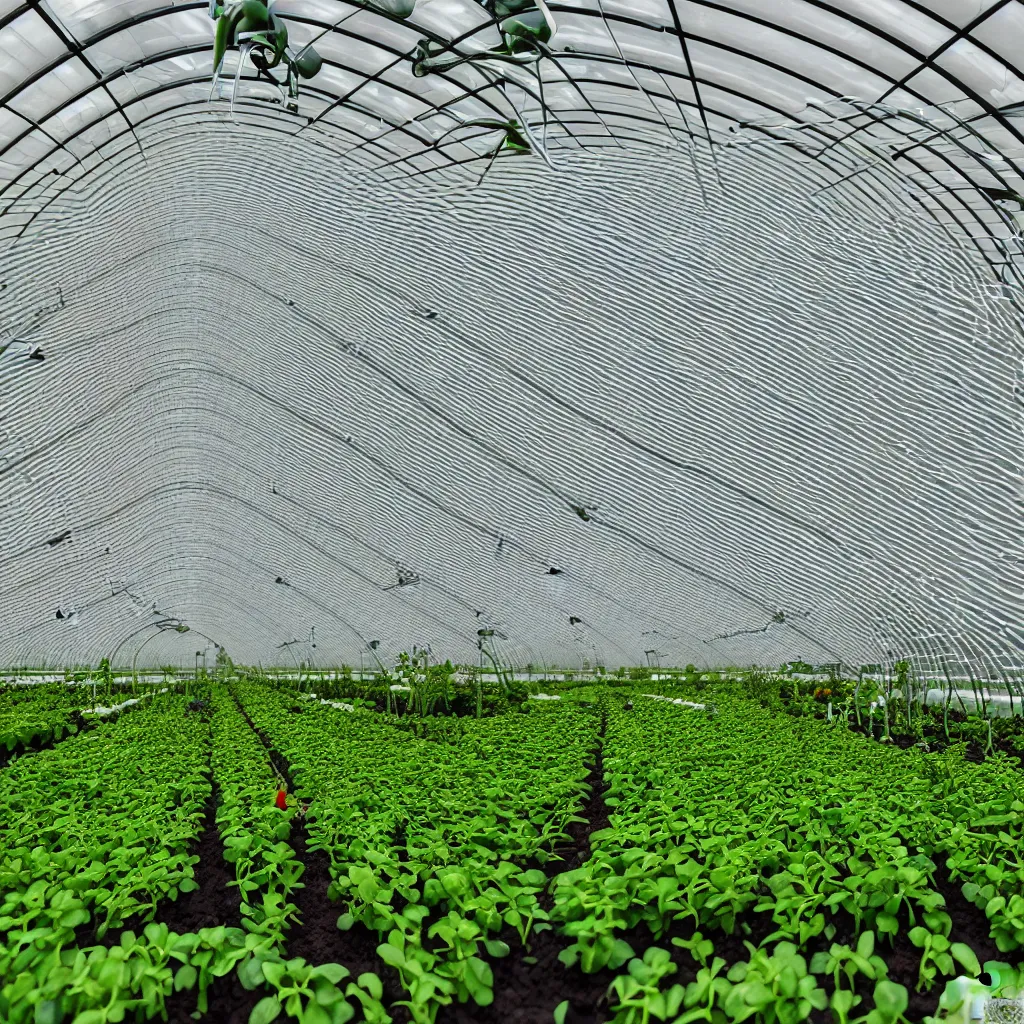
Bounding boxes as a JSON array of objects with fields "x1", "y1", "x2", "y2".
[
  {"x1": 1, "y1": 0, "x2": 1022, "y2": 670},
  {"x1": 39, "y1": 0, "x2": 201, "y2": 41},
  {"x1": 9, "y1": 57, "x2": 97, "y2": 122},
  {"x1": 1, "y1": 10, "x2": 70, "y2": 99},
  {"x1": 970, "y1": 0, "x2": 1024, "y2": 78},
  {"x1": 680, "y1": 0, "x2": 921, "y2": 83},
  {"x1": 82, "y1": 10, "x2": 213, "y2": 74},
  {"x1": 792, "y1": 0, "x2": 955, "y2": 53}
]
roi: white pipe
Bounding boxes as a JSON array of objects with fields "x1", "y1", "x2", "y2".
[{"x1": 82, "y1": 687, "x2": 169, "y2": 717}]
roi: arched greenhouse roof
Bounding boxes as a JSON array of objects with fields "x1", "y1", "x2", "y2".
[{"x1": 0, "y1": 0, "x2": 1021, "y2": 673}]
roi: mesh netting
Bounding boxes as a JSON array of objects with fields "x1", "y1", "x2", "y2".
[{"x1": 986, "y1": 999, "x2": 1024, "y2": 1024}]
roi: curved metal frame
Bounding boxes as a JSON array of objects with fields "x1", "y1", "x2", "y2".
[
  {"x1": 2, "y1": 0, "x2": 1023, "y2": 293},
  {"x1": 5, "y1": 0, "x2": 1024, "y2": 184}
]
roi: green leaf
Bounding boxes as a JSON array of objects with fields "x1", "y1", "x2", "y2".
[
  {"x1": 356, "y1": 972, "x2": 383, "y2": 1001},
  {"x1": 336, "y1": 913, "x2": 354, "y2": 932},
  {"x1": 484, "y1": 939, "x2": 511, "y2": 958},
  {"x1": 873, "y1": 980, "x2": 908, "y2": 1017},
  {"x1": 239, "y1": 956, "x2": 266, "y2": 990},
  {"x1": 558, "y1": 947, "x2": 578, "y2": 969},
  {"x1": 876, "y1": 913, "x2": 899, "y2": 935},
  {"x1": 175, "y1": 964, "x2": 198, "y2": 992},
  {"x1": 250, "y1": 996, "x2": 283, "y2": 1024},
  {"x1": 832, "y1": 990, "x2": 856, "y2": 1016},
  {"x1": 553, "y1": 1000, "x2": 570, "y2": 1024},
  {"x1": 262, "y1": 961, "x2": 287, "y2": 987},
  {"x1": 35, "y1": 1001, "x2": 61, "y2": 1024},
  {"x1": 609, "y1": 939, "x2": 635, "y2": 970},
  {"x1": 951, "y1": 944, "x2": 981, "y2": 977},
  {"x1": 311, "y1": 963, "x2": 349, "y2": 984},
  {"x1": 301, "y1": 1003, "x2": 332, "y2": 1024},
  {"x1": 377, "y1": 943, "x2": 405, "y2": 968}
]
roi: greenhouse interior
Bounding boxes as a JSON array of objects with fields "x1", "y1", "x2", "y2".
[{"x1": 2, "y1": 0, "x2": 1024, "y2": 1021}]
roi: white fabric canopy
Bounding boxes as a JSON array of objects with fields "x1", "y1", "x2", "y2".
[{"x1": 1, "y1": 0, "x2": 1022, "y2": 672}]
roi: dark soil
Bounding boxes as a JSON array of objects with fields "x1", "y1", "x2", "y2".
[
  {"x1": 156, "y1": 785, "x2": 263, "y2": 1024},
  {"x1": 65, "y1": 698, "x2": 1012, "y2": 1024},
  {"x1": 65, "y1": 778, "x2": 263, "y2": 1023},
  {"x1": 437, "y1": 715, "x2": 612, "y2": 1024},
  {"x1": 436, "y1": 708, "x2": 1005, "y2": 1024},
  {"x1": 286, "y1": 835, "x2": 408, "y2": 1014},
  {"x1": 231, "y1": 691, "x2": 410, "y2": 1014},
  {"x1": 158, "y1": 785, "x2": 241, "y2": 935},
  {"x1": 550, "y1": 725, "x2": 609, "y2": 878},
  {"x1": 438, "y1": 922, "x2": 623, "y2": 1024},
  {"x1": 167, "y1": 969, "x2": 264, "y2": 1024},
  {"x1": 931, "y1": 860, "x2": 1004, "y2": 966}
]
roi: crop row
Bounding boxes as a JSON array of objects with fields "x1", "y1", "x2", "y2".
[
  {"x1": 550, "y1": 694, "x2": 1024, "y2": 1024},
  {"x1": 0, "y1": 682, "x2": 105, "y2": 755},
  {"x1": 231, "y1": 678, "x2": 601, "y2": 1023},
  {"x1": 0, "y1": 693, "x2": 211, "y2": 1021},
  {"x1": 0, "y1": 686, "x2": 388, "y2": 1024},
  {"x1": 203, "y1": 684, "x2": 390, "y2": 1024}
]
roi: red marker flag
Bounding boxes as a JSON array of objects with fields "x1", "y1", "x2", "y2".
[{"x1": 275, "y1": 789, "x2": 288, "y2": 810}]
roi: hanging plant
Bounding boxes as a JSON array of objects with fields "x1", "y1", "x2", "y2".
[
  {"x1": 432, "y1": 116, "x2": 532, "y2": 157},
  {"x1": 411, "y1": 0, "x2": 554, "y2": 76},
  {"x1": 210, "y1": 0, "x2": 323, "y2": 112},
  {"x1": 410, "y1": 0, "x2": 565, "y2": 172}
]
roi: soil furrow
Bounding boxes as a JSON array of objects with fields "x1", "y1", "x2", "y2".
[
  {"x1": 159, "y1": 782, "x2": 241, "y2": 935},
  {"x1": 161, "y1": 780, "x2": 262, "y2": 1024},
  {"x1": 230, "y1": 690, "x2": 406, "y2": 1011},
  {"x1": 438, "y1": 711, "x2": 613, "y2": 1024}
]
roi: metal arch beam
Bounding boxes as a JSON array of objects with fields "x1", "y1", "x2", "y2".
[
  {"x1": 3, "y1": 70, "x2": 744, "y2": 233},
  {"x1": 4, "y1": 0, "x2": 1024, "y2": 194},
  {"x1": 18, "y1": 0, "x2": 148, "y2": 161},
  {"x1": 0, "y1": 2, "x2": 30, "y2": 32},
  {"x1": 283, "y1": 6, "x2": 501, "y2": 135},
  {"x1": 0, "y1": 3, "x2": 1016, "y2": 268},
  {"x1": 877, "y1": 0, "x2": 1017, "y2": 104},
  {"x1": 539, "y1": 0, "x2": 1024, "y2": 190},
  {"x1": 0, "y1": 0, "x2": 547, "y2": 187},
  {"x1": 277, "y1": 0, "x2": 1024, "y2": 193},
  {"x1": 0, "y1": 56, "x2": 892, "y2": 223},
  {"x1": 1, "y1": 1, "x2": 428, "y2": 109},
  {"x1": 6, "y1": 0, "x2": 1024, "y2": 166},
  {"x1": 0, "y1": 38, "x2": 516, "y2": 193},
  {"x1": 4, "y1": 57, "x2": 1009, "y2": 270},
  {"x1": 666, "y1": 0, "x2": 714, "y2": 156},
  {"x1": 329, "y1": 29, "x2": 1012, "y2": 248},
  {"x1": 7, "y1": 0, "x2": 1024, "y2": 147},
  {"x1": 0, "y1": 4, "x2": 487, "y2": 175}
]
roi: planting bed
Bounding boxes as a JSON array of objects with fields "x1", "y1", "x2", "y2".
[{"x1": 2, "y1": 677, "x2": 1024, "y2": 1024}]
